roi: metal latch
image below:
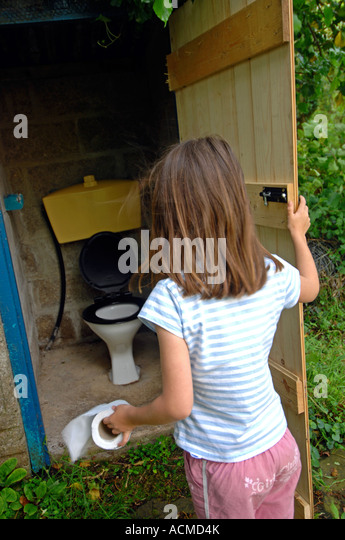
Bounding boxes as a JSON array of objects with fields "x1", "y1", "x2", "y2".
[{"x1": 259, "y1": 187, "x2": 288, "y2": 206}]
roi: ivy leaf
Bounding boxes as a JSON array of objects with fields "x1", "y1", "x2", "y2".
[
  {"x1": 323, "y1": 6, "x2": 334, "y2": 27},
  {"x1": 153, "y1": 0, "x2": 173, "y2": 26}
]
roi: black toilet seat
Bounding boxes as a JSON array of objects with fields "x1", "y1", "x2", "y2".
[
  {"x1": 79, "y1": 232, "x2": 145, "y2": 325},
  {"x1": 82, "y1": 297, "x2": 145, "y2": 325}
]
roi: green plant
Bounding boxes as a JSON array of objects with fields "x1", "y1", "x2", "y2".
[
  {"x1": 304, "y1": 277, "x2": 345, "y2": 494},
  {"x1": 0, "y1": 435, "x2": 190, "y2": 519},
  {"x1": 294, "y1": 1, "x2": 345, "y2": 271},
  {"x1": 0, "y1": 458, "x2": 27, "y2": 518},
  {"x1": 329, "y1": 501, "x2": 345, "y2": 519},
  {"x1": 0, "y1": 458, "x2": 70, "y2": 519},
  {"x1": 103, "y1": 0, "x2": 175, "y2": 25},
  {"x1": 298, "y1": 113, "x2": 345, "y2": 273},
  {"x1": 294, "y1": 0, "x2": 345, "y2": 123},
  {"x1": 21, "y1": 476, "x2": 68, "y2": 519},
  {"x1": 126, "y1": 434, "x2": 184, "y2": 477}
]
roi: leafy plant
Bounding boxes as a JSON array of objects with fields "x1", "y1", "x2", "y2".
[
  {"x1": 0, "y1": 458, "x2": 69, "y2": 519},
  {"x1": 126, "y1": 434, "x2": 184, "y2": 477},
  {"x1": 0, "y1": 436, "x2": 189, "y2": 519},
  {"x1": 0, "y1": 458, "x2": 27, "y2": 518},
  {"x1": 329, "y1": 501, "x2": 345, "y2": 519},
  {"x1": 294, "y1": 0, "x2": 345, "y2": 123},
  {"x1": 304, "y1": 278, "x2": 345, "y2": 493},
  {"x1": 297, "y1": 111, "x2": 345, "y2": 273},
  {"x1": 102, "y1": 0, "x2": 175, "y2": 25},
  {"x1": 294, "y1": 0, "x2": 345, "y2": 274}
]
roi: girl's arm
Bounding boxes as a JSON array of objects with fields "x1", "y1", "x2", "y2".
[
  {"x1": 287, "y1": 196, "x2": 320, "y2": 303},
  {"x1": 102, "y1": 325, "x2": 193, "y2": 446}
]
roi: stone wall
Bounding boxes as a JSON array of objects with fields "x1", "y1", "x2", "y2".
[
  {"x1": 0, "y1": 21, "x2": 178, "y2": 352},
  {"x1": 0, "y1": 314, "x2": 30, "y2": 468},
  {"x1": 0, "y1": 157, "x2": 33, "y2": 469}
]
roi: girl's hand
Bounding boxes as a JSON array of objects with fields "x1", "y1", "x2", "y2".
[
  {"x1": 287, "y1": 195, "x2": 319, "y2": 303},
  {"x1": 102, "y1": 404, "x2": 136, "y2": 447},
  {"x1": 287, "y1": 195, "x2": 311, "y2": 239}
]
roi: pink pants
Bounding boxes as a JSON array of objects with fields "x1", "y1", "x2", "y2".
[{"x1": 184, "y1": 429, "x2": 301, "y2": 519}]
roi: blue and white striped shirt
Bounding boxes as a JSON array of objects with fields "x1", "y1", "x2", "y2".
[{"x1": 138, "y1": 255, "x2": 300, "y2": 462}]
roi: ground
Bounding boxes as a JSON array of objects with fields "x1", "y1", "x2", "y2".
[
  {"x1": 37, "y1": 329, "x2": 174, "y2": 460},
  {"x1": 315, "y1": 448, "x2": 345, "y2": 519}
]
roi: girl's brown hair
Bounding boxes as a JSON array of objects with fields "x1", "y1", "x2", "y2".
[{"x1": 132, "y1": 135, "x2": 283, "y2": 299}]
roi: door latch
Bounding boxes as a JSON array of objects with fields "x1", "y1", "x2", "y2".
[{"x1": 259, "y1": 187, "x2": 287, "y2": 206}]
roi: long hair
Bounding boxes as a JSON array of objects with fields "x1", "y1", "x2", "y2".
[{"x1": 131, "y1": 135, "x2": 283, "y2": 299}]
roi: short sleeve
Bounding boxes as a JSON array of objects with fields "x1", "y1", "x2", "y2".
[
  {"x1": 274, "y1": 255, "x2": 301, "y2": 309},
  {"x1": 138, "y1": 279, "x2": 184, "y2": 338}
]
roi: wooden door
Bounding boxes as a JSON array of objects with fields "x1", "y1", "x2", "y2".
[{"x1": 167, "y1": 0, "x2": 313, "y2": 519}]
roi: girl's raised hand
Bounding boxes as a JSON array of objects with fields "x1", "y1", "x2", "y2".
[{"x1": 287, "y1": 195, "x2": 311, "y2": 239}]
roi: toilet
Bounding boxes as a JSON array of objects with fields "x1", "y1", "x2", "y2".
[{"x1": 79, "y1": 231, "x2": 145, "y2": 385}]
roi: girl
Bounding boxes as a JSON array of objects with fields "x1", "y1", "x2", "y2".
[{"x1": 103, "y1": 136, "x2": 319, "y2": 519}]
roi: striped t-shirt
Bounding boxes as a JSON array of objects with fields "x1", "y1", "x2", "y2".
[{"x1": 138, "y1": 255, "x2": 301, "y2": 462}]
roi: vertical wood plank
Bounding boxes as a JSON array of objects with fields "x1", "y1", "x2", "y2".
[
  {"x1": 250, "y1": 54, "x2": 274, "y2": 182},
  {"x1": 231, "y1": 0, "x2": 257, "y2": 179}
]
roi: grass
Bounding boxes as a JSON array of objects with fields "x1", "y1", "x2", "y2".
[
  {"x1": 0, "y1": 435, "x2": 191, "y2": 519},
  {"x1": 304, "y1": 273, "x2": 345, "y2": 494},
  {"x1": 0, "y1": 274, "x2": 344, "y2": 519}
]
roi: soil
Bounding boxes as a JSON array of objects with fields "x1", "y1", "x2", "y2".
[{"x1": 314, "y1": 448, "x2": 345, "y2": 519}]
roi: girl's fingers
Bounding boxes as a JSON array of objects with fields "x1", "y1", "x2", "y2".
[{"x1": 118, "y1": 431, "x2": 131, "y2": 447}]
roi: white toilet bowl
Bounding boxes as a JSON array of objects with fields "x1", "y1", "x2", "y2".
[
  {"x1": 80, "y1": 232, "x2": 145, "y2": 385},
  {"x1": 83, "y1": 301, "x2": 144, "y2": 385}
]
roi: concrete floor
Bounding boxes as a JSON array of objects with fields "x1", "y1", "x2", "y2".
[{"x1": 37, "y1": 327, "x2": 175, "y2": 461}]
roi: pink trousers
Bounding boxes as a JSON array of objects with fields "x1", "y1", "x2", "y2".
[{"x1": 184, "y1": 429, "x2": 302, "y2": 519}]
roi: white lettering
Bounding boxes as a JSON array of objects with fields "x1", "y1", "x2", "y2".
[
  {"x1": 164, "y1": 503, "x2": 178, "y2": 519},
  {"x1": 13, "y1": 374, "x2": 28, "y2": 399},
  {"x1": 164, "y1": 0, "x2": 178, "y2": 8},
  {"x1": 314, "y1": 374, "x2": 328, "y2": 398},
  {"x1": 313, "y1": 114, "x2": 328, "y2": 139},
  {"x1": 13, "y1": 114, "x2": 28, "y2": 139}
]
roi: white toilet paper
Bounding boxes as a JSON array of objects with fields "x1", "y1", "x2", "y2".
[
  {"x1": 62, "y1": 399, "x2": 129, "y2": 462},
  {"x1": 91, "y1": 408, "x2": 124, "y2": 450}
]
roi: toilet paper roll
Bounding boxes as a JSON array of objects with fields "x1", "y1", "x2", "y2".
[
  {"x1": 62, "y1": 399, "x2": 129, "y2": 462},
  {"x1": 91, "y1": 408, "x2": 125, "y2": 450}
]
